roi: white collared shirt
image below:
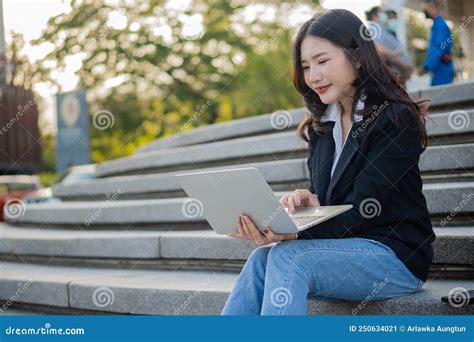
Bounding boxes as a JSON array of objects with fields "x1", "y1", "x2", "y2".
[{"x1": 320, "y1": 99, "x2": 365, "y2": 178}]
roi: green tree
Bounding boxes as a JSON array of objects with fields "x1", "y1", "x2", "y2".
[{"x1": 31, "y1": 0, "x2": 319, "y2": 161}]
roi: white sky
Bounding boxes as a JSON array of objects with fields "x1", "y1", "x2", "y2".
[{"x1": 2, "y1": 0, "x2": 380, "y2": 126}]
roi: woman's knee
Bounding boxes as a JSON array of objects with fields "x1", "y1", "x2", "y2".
[
  {"x1": 245, "y1": 245, "x2": 272, "y2": 269},
  {"x1": 267, "y1": 240, "x2": 302, "y2": 266}
]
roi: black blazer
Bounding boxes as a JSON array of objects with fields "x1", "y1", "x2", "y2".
[{"x1": 298, "y1": 102, "x2": 435, "y2": 282}]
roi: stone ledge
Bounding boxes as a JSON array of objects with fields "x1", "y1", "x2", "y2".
[
  {"x1": 52, "y1": 143, "x2": 474, "y2": 200},
  {"x1": 53, "y1": 159, "x2": 307, "y2": 200},
  {"x1": 135, "y1": 81, "x2": 474, "y2": 154},
  {"x1": 96, "y1": 110, "x2": 474, "y2": 178},
  {"x1": 6, "y1": 184, "x2": 474, "y2": 225},
  {"x1": 0, "y1": 262, "x2": 471, "y2": 315},
  {"x1": 0, "y1": 225, "x2": 472, "y2": 266}
]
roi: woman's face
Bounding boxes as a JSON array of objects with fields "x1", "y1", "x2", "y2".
[{"x1": 300, "y1": 36, "x2": 357, "y2": 105}]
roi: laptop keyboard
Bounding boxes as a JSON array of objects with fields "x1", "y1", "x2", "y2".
[{"x1": 292, "y1": 215, "x2": 325, "y2": 227}]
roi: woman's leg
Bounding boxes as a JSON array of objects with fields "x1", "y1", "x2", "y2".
[
  {"x1": 221, "y1": 245, "x2": 273, "y2": 315},
  {"x1": 260, "y1": 238, "x2": 423, "y2": 315}
]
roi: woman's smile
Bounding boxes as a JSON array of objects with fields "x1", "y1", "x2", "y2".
[{"x1": 315, "y1": 84, "x2": 331, "y2": 94}]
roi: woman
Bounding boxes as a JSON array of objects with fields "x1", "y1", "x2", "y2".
[{"x1": 222, "y1": 9, "x2": 435, "y2": 315}]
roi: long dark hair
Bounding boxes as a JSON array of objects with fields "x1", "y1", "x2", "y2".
[{"x1": 293, "y1": 9, "x2": 429, "y2": 148}]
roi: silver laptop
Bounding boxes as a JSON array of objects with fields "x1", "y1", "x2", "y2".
[{"x1": 175, "y1": 167, "x2": 352, "y2": 235}]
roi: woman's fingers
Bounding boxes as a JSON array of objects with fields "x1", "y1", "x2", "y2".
[
  {"x1": 235, "y1": 217, "x2": 251, "y2": 240},
  {"x1": 241, "y1": 215, "x2": 265, "y2": 245},
  {"x1": 294, "y1": 190, "x2": 301, "y2": 206},
  {"x1": 287, "y1": 189, "x2": 321, "y2": 213},
  {"x1": 239, "y1": 215, "x2": 253, "y2": 240},
  {"x1": 262, "y1": 227, "x2": 279, "y2": 243},
  {"x1": 262, "y1": 227, "x2": 293, "y2": 243},
  {"x1": 232, "y1": 216, "x2": 289, "y2": 245},
  {"x1": 227, "y1": 232, "x2": 246, "y2": 239},
  {"x1": 233, "y1": 213, "x2": 297, "y2": 245},
  {"x1": 284, "y1": 191, "x2": 306, "y2": 213},
  {"x1": 309, "y1": 193, "x2": 320, "y2": 207},
  {"x1": 287, "y1": 197, "x2": 294, "y2": 214},
  {"x1": 241, "y1": 215, "x2": 266, "y2": 245},
  {"x1": 288, "y1": 194, "x2": 296, "y2": 214},
  {"x1": 289, "y1": 190, "x2": 304, "y2": 214}
]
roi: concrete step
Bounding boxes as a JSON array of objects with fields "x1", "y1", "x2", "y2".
[
  {"x1": 0, "y1": 302, "x2": 112, "y2": 315},
  {"x1": 5, "y1": 183, "x2": 474, "y2": 227},
  {"x1": 427, "y1": 109, "x2": 474, "y2": 145},
  {"x1": 52, "y1": 159, "x2": 308, "y2": 201},
  {"x1": 96, "y1": 110, "x2": 474, "y2": 178},
  {"x1": 0, "y1": 307, "x2": 39, "y2": 315},
  {"x1": 0, "y1": 224, "x2": 472, "y2": 272},
  {"x1": 0, "y1": 261, "x2": 471, "y2": 315},
  {"x1": 416, "y1": 81, "x2": 474, "y2": 110},
  {"x1": 96, "y1": 130, "x2": 307, "y2": 177},
  {"x1": 137, "y1": 108, "x2": 306, "y2": 153},
  {"x1": 52, "y1": 143, "x2": 474, "y2": 201},
  {"x1": 419, "y1": 143, "x2": 474, "y2": 183},
  {"x1": 135, "y1": 82, "x2": 474, "y2": 154}
]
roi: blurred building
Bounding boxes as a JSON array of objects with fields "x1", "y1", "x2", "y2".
[{"x1": 0, "y1": 0, "x2": 41, "y2": 175}]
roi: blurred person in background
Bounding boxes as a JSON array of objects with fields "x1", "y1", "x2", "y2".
[
  {"x1": 385, "y1": 9, "x2": 399, "y2": 38},
  {"x1": 366, "y1": 6, "x2": 413, "y2": 84},
  {"x1": 419, "y1": 0, "x2": 455, "y2": 86}
]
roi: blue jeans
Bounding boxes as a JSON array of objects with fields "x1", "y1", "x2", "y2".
[{"x1": 221, "y1": 238, "x2": 424, "y2": 315}]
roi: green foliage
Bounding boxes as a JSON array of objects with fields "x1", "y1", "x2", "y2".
[
  {"x1": 38, "y1": 131, "x2": 56, "y2": 172},
  {"x1": 406, "y1": 11, "x2": 429, "y2": 69},
  {"x1": 30, "y1": 0, "x2": 319, "y2": 162},
  {"x1": 37, "y1": 172, "x2": 58, "y2": 187}
]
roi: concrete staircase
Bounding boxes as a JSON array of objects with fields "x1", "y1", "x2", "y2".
[{"x1": 1, "y1": 82, "x2": 473, "y2": 315}]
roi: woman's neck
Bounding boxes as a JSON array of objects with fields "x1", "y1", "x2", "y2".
[{"x1": 338, "y1": 98, "x2": 353, "y2": 118}]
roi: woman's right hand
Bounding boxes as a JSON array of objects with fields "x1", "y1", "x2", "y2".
[{"x1": 280, "y1": 189, "x2": 320, "y2": 214}]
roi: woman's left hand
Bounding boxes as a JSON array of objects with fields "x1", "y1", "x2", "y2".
[{"x1": 227, "y1": 214, "x2": 296, "y2": 246}]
